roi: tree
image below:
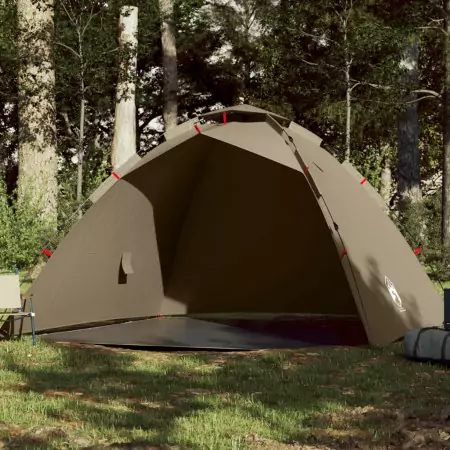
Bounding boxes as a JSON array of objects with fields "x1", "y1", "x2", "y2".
[
  {"x1": 53, "y1": 0, "x2": 138, "y2": 216},
  {"x1": 111, "y1": 5, "x2": 138, "y2": 170},
  {"x1": 444, "y1": 0, "x2": 450, "y2": 244},
  {"x1": 209, "y1": 0, "x2": 272, "y2": 104},
  {"x1": 17, "y1": 0, "x2": 58, "y2": 226},
  {"x1": 159, "y1": 0, "x2": 178, "y2": 132},
  {"x1": 397, "y1": 36, "x2": 422, "y2": 208},
  {"x1": 260, "y1": 0, "x2": 402, "y2": 161},
  {"x1": 0, "y1": 0, "x2": 18, "y2": 190},
  {"x1": 56, "y1": 0, "x2": 106, "y2": 205}
]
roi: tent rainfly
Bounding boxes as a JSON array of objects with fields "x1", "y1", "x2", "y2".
[{"x1": 19, "y1": 105, "x2": 442, "y2": 349}]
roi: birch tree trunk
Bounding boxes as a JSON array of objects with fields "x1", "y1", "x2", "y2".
[
  {"x1": 17, "y1": 0, "x2": 58, "y2": 226},
  {"x1": 380, "y1": 144, "x2": 392, "y2": 209},
  {"x1": 241, "y1": 0, "x2": 251, "y2": 103},
  {"x1": 345, "y1": 77, "x2": 351, "y2": 161},
  {"x1": 77, "y1": 33, "x2": 85, "y2": 204},
  {"x1": 159, "y1": 0, "x2": 178, "y2": 133},
  {"x1": 77, "y1": 98, "x2": 85, "y2": 211},
  {"x1": 111, "y1": 6, "x2": 138, "y2": 170},
  {"x1": 342, "y1": 8, "x2": 352, "y2": 162},
  {"x1": 443, "y1": 0, "x2": 450, "y2": 245},
  {"x1": 397, "y1": 37, "x2": 422, "y2": 209}
]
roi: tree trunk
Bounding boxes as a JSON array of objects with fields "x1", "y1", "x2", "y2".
[
  {"x1": 343, "y1": 16, "x2": 351, "y2": 162},
  {"x1": 345, "y1": 74, "x2": 351, "y2": 162},
  {"x1": 77, "y1": 98, "x2": 85, "y2": 205},
  {"x1": 443, "y1": 1, "x2": 450, "y2": 244},
  {"x1": 77, "y1": 21, "x2": 86, "y2": 205},
  {"x1": 380, "y1": 145, "x2": 392, "y2": 209},
  {"x1": 111, "y1": 6, "x2": 138, "y2": 170},
  {"x1": 397, "y1": 37, "x2": 422, "y2": 209},
  {"x1": 17, "y1": 0, "x2": 58, "y2": 226},
  {"x1": 241, "y1": 0, "x2": 251, "y2": 103},
  {"x1": 159, "y1": 0, "x2": 178, "y2": 133}
]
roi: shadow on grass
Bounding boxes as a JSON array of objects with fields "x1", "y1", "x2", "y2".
[{"x1": 1, "y1": 340, "x2": 450, "y2": 449}]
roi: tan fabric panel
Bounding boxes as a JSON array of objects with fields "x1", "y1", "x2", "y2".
[
  {"x1": 288, "y1": 121, "x2": 323, "y2": 146},
  {"x1": 161, "y1": 135, "x2": 356, "y2": 316},
  {"x1": 26, "y1": 181, "x2": 165, "y2": 332},
  {"x1": 286, "y1": 129, "x2": 442, "y2": 344},
  {"x1": 202, "y1": 104, "x2": 289, "y2": 125},
  {"x1": 0, "y1": 274, "x2": 21, "y2": 309},
  {"x1": 341, "y1": 161, "x2": 387, "y2": 210},
  {"x1": 123, "y1": 138, "x2": 210, "y2": 283},
  {"x1": 88, "y1": 175, "x2": 117, "y2": 204},
  {"x1": 204, "y1": 121, "x2": 302, "y2": 172},
  {"x1": 164, "y1": 118, "x2": 199, "y2": 141},
  {"x1": 130, "y1": 123, "x2": 215, "y2": 173},
  {"x1": 88, "y1": 153, "x2": 141, "y2": 204},
  {"x1": 26, "y1": 138, "x2": 212, "y2": 332}
]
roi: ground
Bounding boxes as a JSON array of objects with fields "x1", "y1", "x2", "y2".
[{"x1": 0, "y1": 340, "x2": 449, "y2": 449}]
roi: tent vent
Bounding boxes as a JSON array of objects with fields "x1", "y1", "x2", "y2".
[{"x1": 119, "y1": 252, "x2": 134, "y2": 284}]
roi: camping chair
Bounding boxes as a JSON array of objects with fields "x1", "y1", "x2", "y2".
[{"x1": 0, "y1": 269, "x2": 36, "y2": 345}]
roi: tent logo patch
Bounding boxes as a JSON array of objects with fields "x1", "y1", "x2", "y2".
[{"x1": 385, "y1": 276, "x2": 405, "y2": 312}]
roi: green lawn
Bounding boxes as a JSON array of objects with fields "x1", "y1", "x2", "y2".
[{"x1": 0, "y1": 340, "x2": 449, "y2": 449}]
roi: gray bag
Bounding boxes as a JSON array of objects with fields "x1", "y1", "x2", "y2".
[{"x1": 404, "y1": 327, "x2": 450, "y2": 362}]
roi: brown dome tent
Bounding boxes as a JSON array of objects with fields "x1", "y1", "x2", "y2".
[{"x1": 22, "y1": 105, "x2": 442, "y2": 349}]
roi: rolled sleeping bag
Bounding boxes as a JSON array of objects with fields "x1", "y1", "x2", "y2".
[{"x1": 404, "y1": 327, "x2": 450, "y2": 362}]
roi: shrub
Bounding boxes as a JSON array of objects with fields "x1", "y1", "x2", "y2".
[
  {"x1": 391, "y1": 193, "x2": 450, "y2": 282},
  {"x1": 0, "y1": 180, "x2": 54, "y2": 271}
]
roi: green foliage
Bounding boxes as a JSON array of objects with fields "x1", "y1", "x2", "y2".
[
  {"x1": 0, "y1": 180, "x2": 54, "y2": 271},
  {"x1": 57, "y1": 147, "x2": 109, "y2": 229},
  {"x1": 390, "y1": 194, "x2": 450, "y2": 282},
  {"x1": 259, "y1": 0, "x2": 408, "y2": 153},
  {"x1": 352, "y1": 145, "x2": 384, "y2": 190},
  {"x1": 0, "y1": 0, "x2": 18, "y2": 169}
]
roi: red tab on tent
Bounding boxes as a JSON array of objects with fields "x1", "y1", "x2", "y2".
[
  {"x1": 304, "y1": 166, "x2": 310, "y2": 174},
  {"x1": 340, "y1": 249, "x2": 348, "y2": 259},
  {"x1": 414, "y1": 247, "x2": 423, "y2": 255},
  {"x1": 156, "y1": 314, "x2": 165, "y2": 318},
  {"x1": 223, "y1": 112, "x2": 227, "y2": 124},
  {"x1": 42, "y1": 248, "x2": 53, "y2": 257},
  {"x1": 194, "y1": 124, "x2": 202, "y2": 134},
  {"x1": 360, "y1": 177, "x2": 367, "y2": 185},
  {"x1": 112, "y1": 172, "x2": 120, "y2": 180}
]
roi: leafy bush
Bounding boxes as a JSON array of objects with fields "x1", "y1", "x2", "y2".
[
  {"x1": 391, "y1": 193, "x2": 450, "y2": 282},
  {"x1": 0, "y1": 180, "x2": 54, "y2": 271}
]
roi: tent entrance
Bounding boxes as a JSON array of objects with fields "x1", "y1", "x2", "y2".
[
  {"x1": 158, "y1": 139, "x2": 357, "y2": 314},
  {"x1": 138, "y1": 136, "x2": 369, "y2": 345}
]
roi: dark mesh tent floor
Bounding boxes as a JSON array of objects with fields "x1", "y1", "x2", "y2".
[{"x1": 41, "y1": 314, "x2": 368, "y2": 350}]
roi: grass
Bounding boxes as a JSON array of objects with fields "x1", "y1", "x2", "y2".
[{"x1": 0, "y1": 340, "x2": 449, "y2": 449}]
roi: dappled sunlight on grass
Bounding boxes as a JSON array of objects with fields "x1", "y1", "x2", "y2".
[{"x1": 0, "y1": 340, "x2": 449, "y2": 448}]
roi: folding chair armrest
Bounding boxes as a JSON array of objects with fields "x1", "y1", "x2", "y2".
[{"x1": 9, "y1": 312, "x2": 35, "y2": 317}]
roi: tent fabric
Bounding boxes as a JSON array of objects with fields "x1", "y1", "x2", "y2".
[
  {"x1": 88, "y1": 153, "x2": 141, "y2": 204},
  {"x1": 22, "y1": 104, "x2": 442, "y2": 347},
  {"x1": 285, "y1": 127, "x2": 442, "y2": 344},
  {"x1": 202, "y1": 104, "x2": 290, "y2": 126},
  {"x1": 341, "y1": 161, "x2": 387, "y2": 210}
]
